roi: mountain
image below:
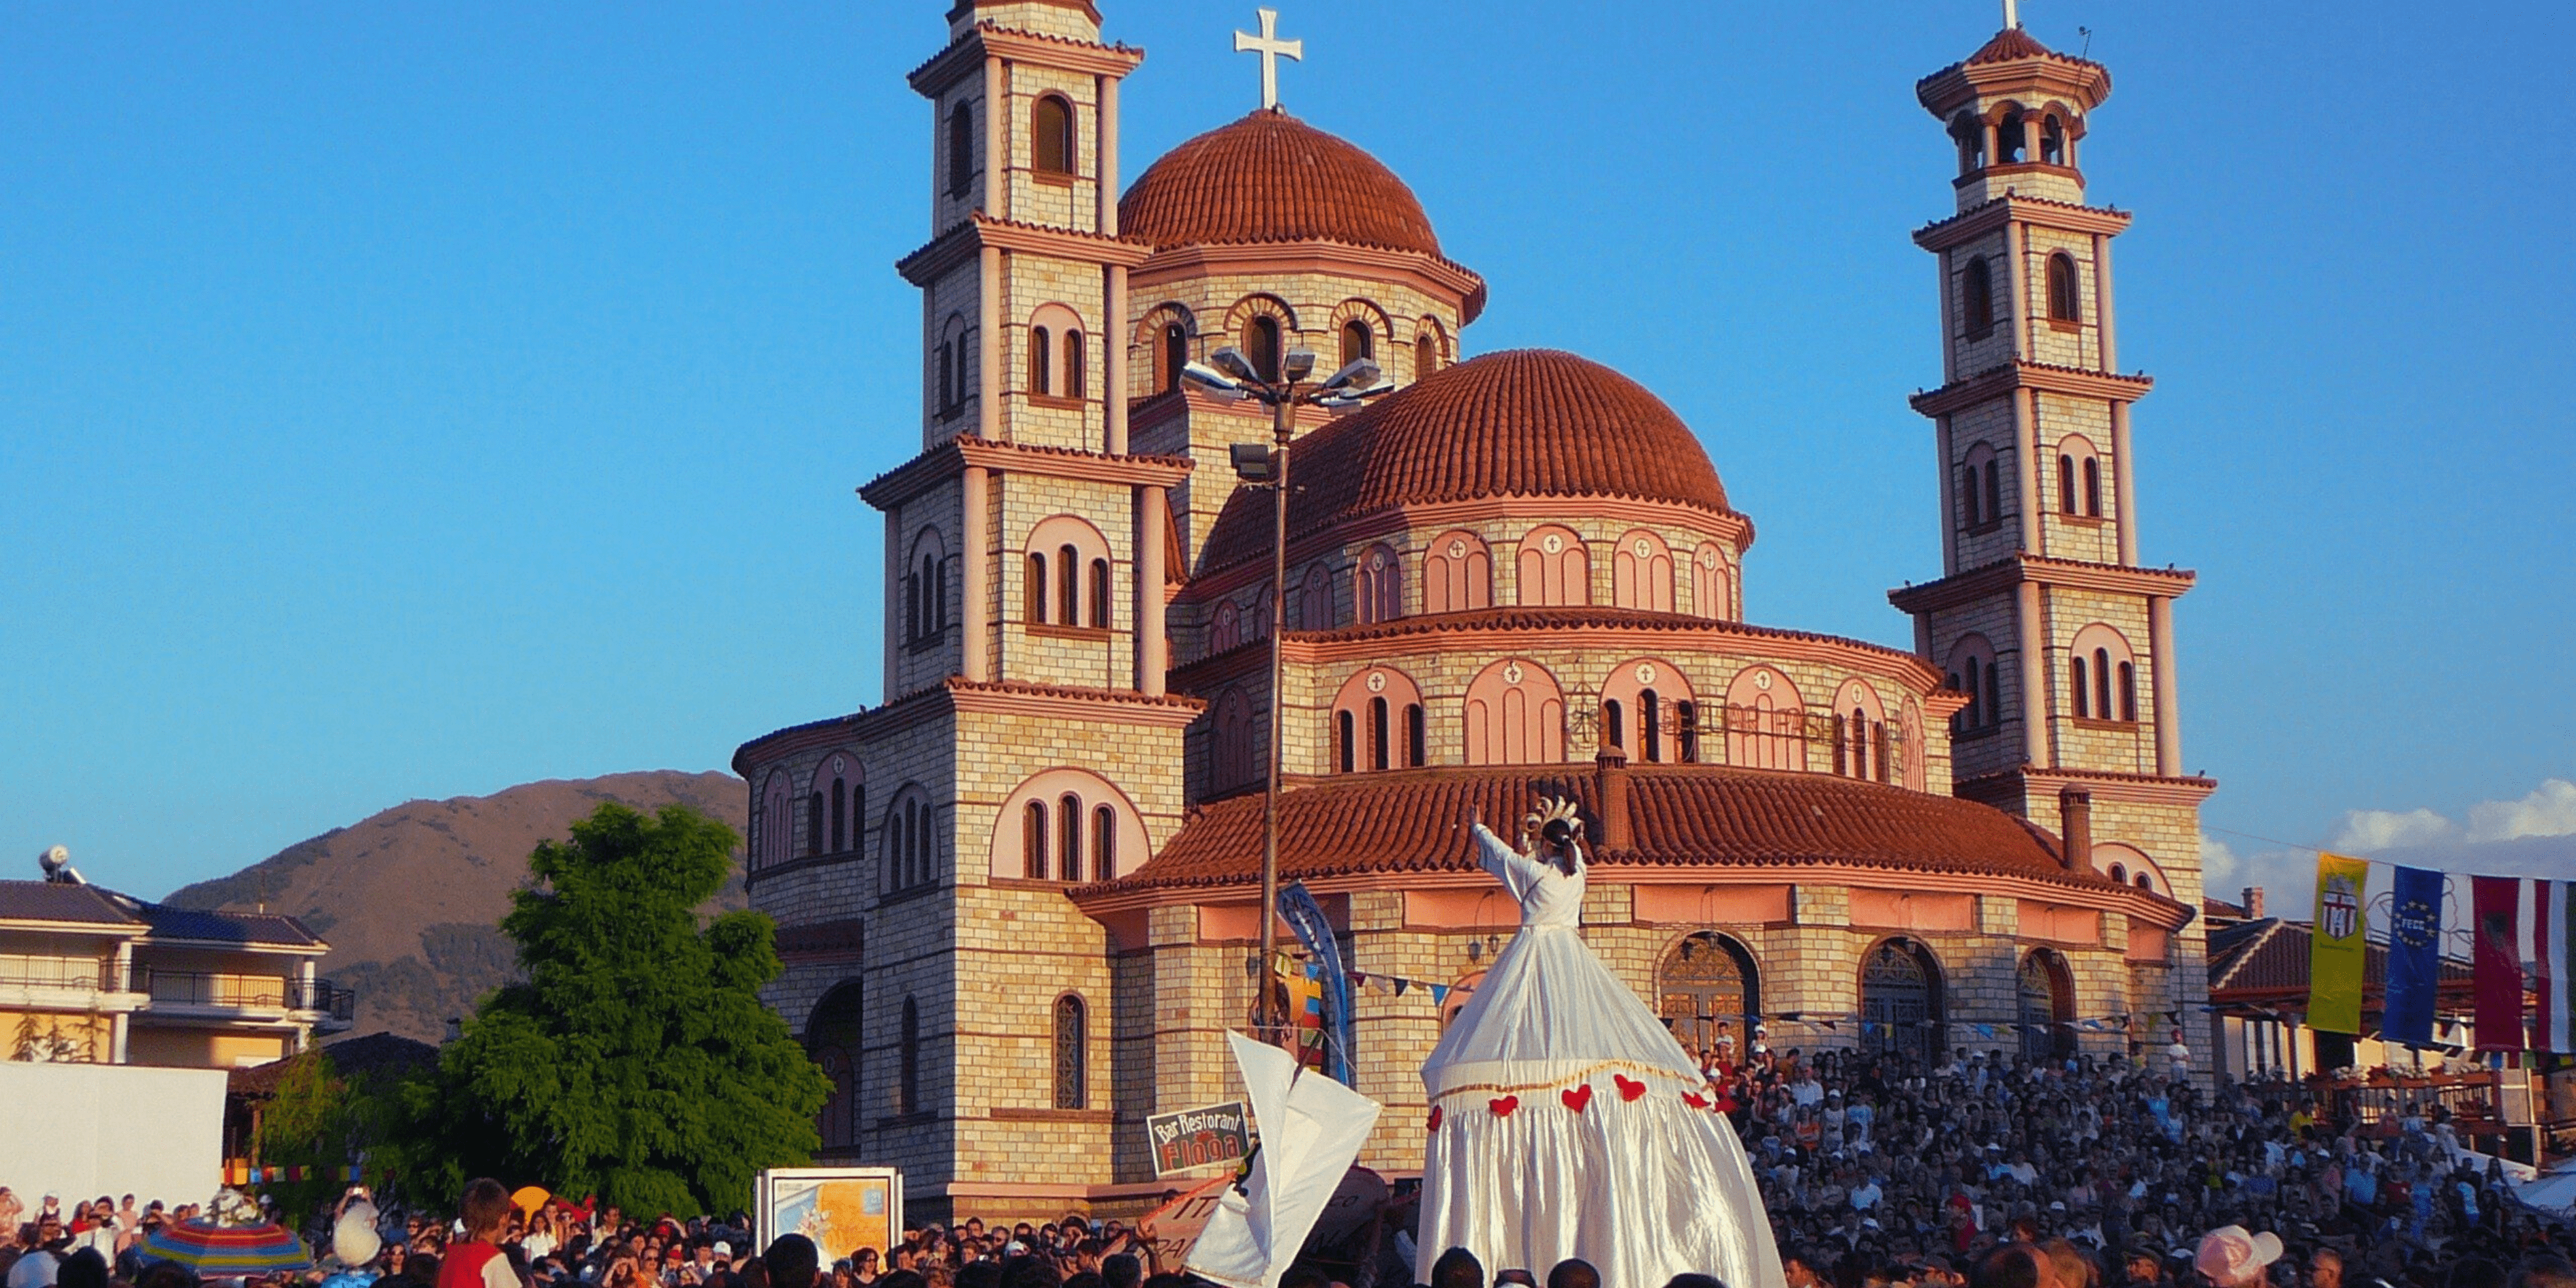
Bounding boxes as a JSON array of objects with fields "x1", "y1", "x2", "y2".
[{"x1": 163, "y1": 771, "x2": 749, "y2": 1043}]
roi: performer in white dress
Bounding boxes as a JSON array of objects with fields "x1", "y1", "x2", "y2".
[{"x1": 1417, "y1": 797, "x2": 1785, "y2": 1288}]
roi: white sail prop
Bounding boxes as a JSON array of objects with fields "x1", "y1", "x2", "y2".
[{"x1": 1185, "y1": 1031, "x2": 1383, "y2": 1288}]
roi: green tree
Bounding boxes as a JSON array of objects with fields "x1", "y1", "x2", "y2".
[
  {"x1": 393, "y1": 803, "x2": 827, "y2": 1216},
  {"x1": 249, "y1": 1049, "x2": 365, "y2": 1224}
]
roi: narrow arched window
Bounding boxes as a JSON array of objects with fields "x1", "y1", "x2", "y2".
[
  {"x1": 1952, "y1": 112, "x2": 1984, "y2": 174},
  {"x1": 2083, "y1": 457, "x2": 2103, "y2": 517},
  {"x1": 1336, "y1": 711, "x2": 1356, "y2": 773},
  {"x1": 2041, "y1": 116, "x2": 2067, "y2": 167},
  {"x1": 1058, "y1": 793, "x2": 1084, "y2": 883},
  {"x1": 1052, "y1": 994, "x2": 1087, "y2": 1109},
  {"x1": 1405, "y1": 702, "x2": 1426, "y2": 767},
  {"x1": 1369, "y1": 695, "x2": 1390, "y2": 771},
  {"x1": 1850, "y1": 708, "x2": 1869, "y2": 779},
  {"x1": 1032, "y1": 95, "x2": 1074, "y2": 178},
  {"x1": 1339, "y1": 320, "x2": 1371, "y2": 369},
  {"x1": 1027, "y1": 552, "x2": 1048, "y2": 622},
  {"x1": 831, "y1": 778, "x2": 847, "y2": 853},
  {"x1": 807, "y1": 792, "x2": 824, "y2": 857},
  {"x1": 899, "y1": 997, "x2": 921, "y2": 1115},
  {"x1": 1641, "y1": 688, "x2": 1663, "y2": 763},
  {"x1": 937, "y1": 343, "x2": 955, "y2": 412},
  {"x1": 2058, "y1": 455, "x2": 2077, "y2": 515},
  {"x1": 2072, "y1": 654, "x2": 2091, "y2": 719},
  {"x1": 1088, "y1": 559, "x2": 1111, "y2": 629},
  {"x1": 2048, "y1": 253, "x2": 2081, "y2": 324},
  {"x1": 1091, "y1": 805, "x2": 1116, "y2": 880},
  {"x1": 1163, "y1": 324, "x2": 1189, "y2": 393},
  {"x1": 1960, "y1": 463, "x2": 1982, "y2": 528},
  {"x1": 1246, "y1": 315, "x2": 1282, "y2": 382},
  {"x1": 1022, "y1": 799, "x2": 1047, "y2": 880},
  {"x1": 1983, "y1": 459, "x2": 2002, "y2": 525},
  {"x1": 1998, "y1": 109, "x2": 2027, "y2": 164},
  {"x1": 904, "y1": 568, "x2": 921, "y2": 640},
  {"x1": 851, "y1": 784, "x2": 866, "y2": 849},
  {"x1": 885, "y1": 809, "x2": 907, "y2": 890},
  {"x1": 2118, "y1": 661, "x2": 2138, "y2": 722},
  {"x1": 1064, "y1": 330, "x2": 1086, "y2": 399},
  {"x1": 2093, "y1": 647, "x2": 2113, "y2": 721},
  {"x1": 1677, "y1": 700, "x2": 1699, "y2": 763},
  {"x1": 1057, "y1": 544, "x2": 1079, "y2": 626},
  {"x1": 1963, "y1": 256, "x2": 1994, "y2": 337},
  {"x1": 1963, "y1": 664, "x2": 1981, "y2": 730},
  {"x1": 1604, "y1": 699, "x2": 1625, "y2": 751},
  {"x1": 947, "y1": 102, "x2": 975, "y2": 198},
  {"x1": 1030, "y1": 326, "x2": 1052, "y2": 396},
  {"x1": 1985, "y1": 661, "x2": 2001, "y2": 726},
  {"x1": 1415, "y1": 332, "x2": 1437, "y2": 376}
]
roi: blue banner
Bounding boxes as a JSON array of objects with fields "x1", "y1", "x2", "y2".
[
  {"x1": 2385, "y1": 865, "x2": 2444, "y2": 1048},
  {"x1": 1278, "y1": 883, "x2": 1357, "y2": 1085}
]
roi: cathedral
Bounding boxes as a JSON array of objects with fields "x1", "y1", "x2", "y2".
[{"x1": 733, "y1": 0, "x2": 2215, "y2": 1221}]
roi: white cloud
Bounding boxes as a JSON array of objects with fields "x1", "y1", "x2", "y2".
[
  {"x1": 2329, "y1": 806, "x2": 2459, "y2": 853},
  {"x1": 2464, "y1": 779, "x2": 2576, "y2": 844}
]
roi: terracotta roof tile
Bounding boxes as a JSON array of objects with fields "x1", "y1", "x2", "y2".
[
  {"x1": 0, "y1": 881, "x2": 144, "y2": 927},
  {"x1": 1120, "y1": 108, "x2": 1441, "y2": 257},
  {"x1": 1083, "y1": 765, "x2": 2117, "y2": 895},
  {"x1": 2207, "y1": 917, "x2": 2473, "y2": 998},
  {"x1": 1199, "y1": 350, "x2": 1733, "y2": 572},
  {"x1": 1967, "y1": 27, "x2": 2057, "y2": 65}
]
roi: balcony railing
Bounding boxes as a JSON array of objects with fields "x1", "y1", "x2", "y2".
[
  {"x1": 0, "y1": 956, "x2": 121, "y2": 992},
  {"x1": 137, "y1": 970, "x2": 354, "y2": 1019}
]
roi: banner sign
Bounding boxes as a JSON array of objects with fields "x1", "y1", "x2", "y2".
[
  {"x1": 1135, "y1": 1175, "x2": 1232, "y2": 1274},
  {"x1": 1279, "y1": 883, "x2": 1355, "y2": 1085},
  {"x1": 2539, "y1": 879, "x2": 2575, "y2": 1054},
  {"x1": 2307, "y1": 853, "x2": 2370, "y2": 1034},
  {"x1": 755, "y1": 1168, "x2": 900, "y2": 1262},
  {"x1": 2472, "y1": 876, "x2": 2526, "y2": 1051},
  {"x1": 2382, "y1": 865, "x2": 2443, "y2": 1048},
  {"x1": 1146, "y1": 1100, "x2": 1253, "y2": 1177}
]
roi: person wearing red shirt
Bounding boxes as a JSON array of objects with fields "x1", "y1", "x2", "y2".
[{"x1": 436, "y1": 1180, "x2": 521, "y2": 1288}]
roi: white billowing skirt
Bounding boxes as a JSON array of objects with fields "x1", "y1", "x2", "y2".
[{"x1": 1417, "y1": 924, "x2": 1785, "y2": 1288}]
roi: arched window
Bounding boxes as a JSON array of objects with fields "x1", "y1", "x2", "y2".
[
  {"x1": 1030, "y1": 326, "x2": 1052, "y2": 395},
  {"x1": 1603, "y1": 658, "x2": 1693, "y2": 766},
  {"x1": 1658, "y1": 932, "x2": 1760, "y2": 1055},
  {"x1": 1951, "y1": 111, "x2": 1984, "y2": 174},
  {"x1": 1368, "y1": 696, "x2": 1391, "y2": 771},
  {"x1": 1833, "y1": 681, "x2": 1886, "y2": 783},
  {"x1": 1405, "y1": 702, "x2": 1427, "y2": 767},
  {"x1": 1962, "y1": 256, "x2": 1995, "y2": 338},
  {"x1": 1948, "y1": 634, "x2": 1997, "y2": 733},
  {"x1": 1052, "y1": 994, "x2": 1087, "y2": 1109},
  {"x1": 1339, "y1": 319, "x2": 1372, "y2": 369},
  {"x1": 1961, "y1": 442, "x2": 1999, "y2": 531},
  {"x1": 1208, "y1": 600, "x2": 1242, "y2": 654},
  {"x1": 1026, "y1": 551, "x2": 1048, "y2": 623},
  {"x1": 1422, "y1": 530, "x2": 1491, "y2": 614},
  {"x1": 1603, "y1": 699, "x2": 1624, "y2": 750},
  {"x1": 2040, "y1": 114, "x2": 2068, "y2": 168},
  {"x1": 2058, "y1": 453, "x2": 2078, "y2": 516},
  {"x1": 830, "y1": 776, "x2": 847, "y2": 853},
  {"x1": 1214, "y1": 688, "x2": 1256, "y2": 788},
  {"x1": 1058, "y1": 793, "x2": 1084, "y2": 883},
  {"x1": 1088, "y1": 559, "x2": 1111, "y2": 629},
  {"x1": 1997, "y1": 106, "x2": 2027, "y2": 164},
  {"x1": 946, "y1": 102, "x2": 975, "y2": 198},
  {"x1": 1415, "y1": 333, "x2": 1437, "y2": 377},
  {"x1": 2109, "y1": 862, "x2": 2128, "y2": 885},
  {"x1": 1463, "y1": 658, "x2": 1565, "y2": 765},
  {"x1": 1162, "y1": 323, "x2": 1189, "y2": 393},
  {"x1": 806, "y1": 982, "x2": 863, "y2": 1151},
  {"x1": 1611, "y1": 530, "x2": 1674, "y2": 613},
  {"x1": 1514, "y1": 525, "x2": 1590, "y2": 607},
  {"x1": 1354, "y1": 544, "x2": 1401, "y2": 624},
  {"x1": 2019, "y1": 949, "x2": 2076, "y2": 1061},
  {"x1": 938, "y1": 314, "x2": 970, "y2": 414},
  {"x1": 1031, "y1": 95, "x2": 1074, "y2": 178},
  {"x1": 1056, "y1": 545, "x2": 1078, "y2": 624},
  {"x1": 1026, "y1": 515, "x2": 1108, "y2": 632},
  {"x1": 1641, "y1": 692, "x2": 1662, "y2": 763},
  {"x1": 2117, "y1": 660, "x2": 2137, "y2": 722},
  {"x1": 807, "y1": 791, "x2": 824, "y2": 857},
  {"x1": 2083, "y1": 457, "x2": 2103, "y2": 517},
  {"x1": 898, "y1": 996, "x2": 921, "y2": 1116},
  {"x1": 1335, "y1": 710, "x2": 1356, "y2": 774},
  {"x1": 759, "y1": 769, "x2": 793, "y2": 871},
  {"x1": 2069, "y1": 624, "x2": 2141, "y2": 725},
  {"x1": 1064, "y1": 330, "x2": 1086, "y2": 399},
  {"x1": 2047, "y1": 252, "x2": 2081, "y2": 324},
  {"x1": 1022, "y1": 799, "x2": 1047, "y2": 879},
  {"x1": 1859, "y1": 938, "x2": 1944, "y2": 1062},
  {"x1": 1330, "y1": 667, "x2": 1424, "y2": 773},
  {"x1": 1293, "y1": 561, "x2": 1333, "y2": 630},
  {"x1": 908, "y1": 529, "x2": 948, "y2": 643},
  {"x1": 1724, "y1": 666, "x2": 1806, "y2": 771},
  {"x1": 2071, "y1": 651, "x2": 2091, "y2": 719},
  {"x1": 2092, "y1": 647, "x2": 2115, "y2": 721},
  {"x1": 1691, "y1": 544, "x2": 1733, "y2": 621},
  {"x1": 1090, "y1": 805, "x2": 1116, "y2": 881},
  {"x1": 887, "y1": 788, "x2": 938, "y2": 891},
  {"x1": 1245, "y1": 315, "x2": 1282, "y2": 382}
]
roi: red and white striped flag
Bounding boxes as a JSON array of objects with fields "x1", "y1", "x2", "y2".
[{"x1": 2541, "y1": 879, "x2": 2576, "y2": 1054}]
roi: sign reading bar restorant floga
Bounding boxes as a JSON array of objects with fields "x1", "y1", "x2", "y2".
[{"x1": 1147, "y1": 1100, "x2": 1253, "y2": 1176}]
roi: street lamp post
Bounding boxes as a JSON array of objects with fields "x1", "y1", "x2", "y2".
[{"x1": 1183, "y1": 346, "x2": 1394, "y2": 1043}]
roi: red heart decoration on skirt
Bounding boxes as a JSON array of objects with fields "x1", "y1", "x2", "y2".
[
  {"x1": 1682, "y1": 1091, "x2": 1709, "y2": 1109},
  {"x1": 1561, "y1": 1084, "x2": 1593, "y2": 1114},
  {"x1": 1614, "y1": 1075, "x2": 1646, "y2": 1102},
  {"x1": 1488, "y1": 1095, "x2": 1519, "y2": 1118},
  {"x1": 1427, "y1": 1106, "x2": 1443, "y2": 1131}
]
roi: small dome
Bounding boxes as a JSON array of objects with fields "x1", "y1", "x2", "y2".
[
  {"x1": 1200, "y1": 350, "x2": 1733, "y2": 572},
  {"x1": 1120, "y1": 109, "x2": 1441, "y2": 256}
]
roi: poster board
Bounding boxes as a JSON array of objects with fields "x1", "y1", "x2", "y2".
[
  {"x1": 755, "y1": 1168, "x2": 902, "y2": 1263},
  {"x1": 1144, "y1": 1100, "x2": 1251, "y2": 1177}
]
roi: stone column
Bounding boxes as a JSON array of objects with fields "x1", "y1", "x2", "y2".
[
  {"x1": 962, "y1": 465, "x2": 992, "y2": 682},
  {"x1": 983, "y1": 55, "x2": 1007, "y2": 221},
  {"x1": 978, "y1": 247, "x2": 1002, "y2": 440},
  {"x1": 2017, "y1": 581, "x2": 2049, "y2": 768},
  {"x1": 1936, "y1": 414, "x2": 1958, "y2": 573},
  {"x1": 2149, "y1": 594, "x2": 2181, "y2": 776},
  {"x1": 2111, "y1": 402, "x2": 2139, "y2": 566},
  {"x1": 1104, "y1": 266, "x2": 1129, "y2": 455},
  {"x1": 1135, "y1": 485, "x2": 1167, "y2": 696}
]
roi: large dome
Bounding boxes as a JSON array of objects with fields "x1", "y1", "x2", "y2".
[
  {"x1": 1200, "y1": 350, "x2": 1734, "y2": 571},
  {"x1": 1120, "y1": 108, "x2": 1442, "y2": 256}
]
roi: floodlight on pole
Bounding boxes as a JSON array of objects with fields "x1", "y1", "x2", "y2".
[
  {"x1": 1210, "y1": 346, "x2": 1259, "y2": 382},
  {"x1": 1321, "y1": 358, "x2": 1381, "y2": 392},
  {"x1": 1182, "y1": 362, "x2": 1245, "y2": 399},
  {"x1": 1228, "y1": 442, "x2": 1277, "y2": 482},
  {"x1": 1281, "y1": 349, "x2": 1319, "y2": 382}
]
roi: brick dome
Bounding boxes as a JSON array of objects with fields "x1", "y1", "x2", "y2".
[
  {"x1": 1200, "y1": 349, "x2": 1733, "y2": 572},
  {"x1": 1120, "y1": 108, "x2": 1441, "y2": 256}
]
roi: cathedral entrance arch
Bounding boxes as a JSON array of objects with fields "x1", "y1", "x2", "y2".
[
  {"x1": 806, "y1": 981, "x2": 864, "y2": 1155},
  {"x1": 1858, "y1": 937, "x2": 1944, "y2": 1063},
  {"x1": 1657, "y1": 932, "x2": 1758, "y2": 1058},
  {"x1": 2019, "y1": 947, "x2": 2076, "y2": 1063}
]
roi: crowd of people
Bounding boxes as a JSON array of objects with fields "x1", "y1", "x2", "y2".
[{"x1": 3, "y1": 1050, "x2": 2569, "y2": 1288}]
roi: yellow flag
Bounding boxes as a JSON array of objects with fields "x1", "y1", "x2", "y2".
[{"x1": 2309, "y1": 853, "x2": 2371, "y2": 1034}]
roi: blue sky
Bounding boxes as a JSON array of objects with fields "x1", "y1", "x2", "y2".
[{"x1": 3, "y1": 1, "x2": 2569, "y2": 902}]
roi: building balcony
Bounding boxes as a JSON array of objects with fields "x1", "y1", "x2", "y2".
[
  {"x1": 0, "y1": 957, "x2": 143, "y2": 1013},
  {"x1": 133, "y1": 969, "x2": 356, "y2": 1032}
]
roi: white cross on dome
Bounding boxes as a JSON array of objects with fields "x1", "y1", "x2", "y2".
[{"x1": 1233, "y1": 7, "x2": 1303, "y2": 111}]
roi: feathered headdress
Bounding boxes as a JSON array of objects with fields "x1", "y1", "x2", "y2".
[{"x1": 1522, "y1": 795, "x2": 1581, "y2": 838}]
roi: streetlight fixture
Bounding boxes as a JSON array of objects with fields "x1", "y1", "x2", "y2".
[{"x1": 1205, "y1": 346, "x2": 1393, "y2": 1045}]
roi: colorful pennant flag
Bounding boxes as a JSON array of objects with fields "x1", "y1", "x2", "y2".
[
  {"x1": 2307, "y1": 853, "x2": 2370, "y2": 1034},
  {"x1": 2383, "y1": 865, "x2": 2444, "y2": 1048},
  {"x1": 2472, "y1": 876, "x2": 2526, "y2": 1051},
  {"x1": 2540, "y1": 879, "x2": 2576, "y2": 1054}
]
